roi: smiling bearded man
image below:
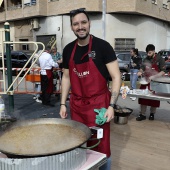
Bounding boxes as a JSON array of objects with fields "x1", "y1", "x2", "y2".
[{"x1": 59, "y1": 8, "x2": 121, "y2": 170}]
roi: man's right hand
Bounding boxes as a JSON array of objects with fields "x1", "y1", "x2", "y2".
[{"x1": 59, "y1": 105, "x2": 68, "y2": 118}]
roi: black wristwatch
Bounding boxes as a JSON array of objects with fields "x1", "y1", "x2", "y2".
[{"x1": 109, "y1": 104, "x2": 117, "y2": 109}]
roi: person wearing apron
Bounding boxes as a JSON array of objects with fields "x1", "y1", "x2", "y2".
[
  {"x1": 59, "y1": 9, "x2": 121, "y2": 170},
  {"x1": 39, "y1": 46, "x2": 59, "y2": 106},
  {"x1": 137, "y1": 44, "x2": 166, "y2": 121}
]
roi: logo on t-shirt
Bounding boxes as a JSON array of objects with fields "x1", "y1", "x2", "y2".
[
  {"x1": 88, "y1": 51, "x2": 96, "y2": 59},
  {"x1": 73, "y1": 68, "x2": 90, "y2": 78}
]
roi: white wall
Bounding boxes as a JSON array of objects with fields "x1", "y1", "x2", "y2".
[
  {"x1": 32, "y1": 13, "x2": 170, "y2": 54},
  {"x1": 106, "y1": 14, "x2": 170, "y2": 52},
  {"x1": 62, "y1": 16, "x2": 75, "y2": 49},
  {"x1": 167, "y1": 25, "x2": 170, "y2": 49},
  {"x1": 33, "y1": 16, "x2": 63, "y2": 53},
  {"x1": 89, "y1": 14, "x2": 103, "y2": 39},
  {"x1": 62, "y1": 13, "x2": 170, "y2": 52}
]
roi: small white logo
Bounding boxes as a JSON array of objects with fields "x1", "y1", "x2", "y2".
[
  {"x1": 88, "y1": 51, "x2": 96, "y2": 59},
  {"x1": 73, "y1": 68, "x2": 90, "y2": 78}
]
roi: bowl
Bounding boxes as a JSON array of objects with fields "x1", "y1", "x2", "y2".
[{"x1": 139, "y1": 77, "x2": 148, "y2": 85}]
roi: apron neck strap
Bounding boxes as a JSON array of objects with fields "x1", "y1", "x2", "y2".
[
  {"x1": 70, "y1": 40, "x2": 78, "y2": 61},
  {"x1": 81, "y1": 35, "x2": 93, "y2": 60},
  {"x1": 70, "y1": 35, "x2": 93, "y2": 61},
  {"x1": 153, "y1": 54, "x2": 157, "y2": 62}
]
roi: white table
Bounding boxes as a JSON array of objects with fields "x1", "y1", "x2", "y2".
[{"x1": 128, "y1": 90, "x2": 170, "y2": 101}]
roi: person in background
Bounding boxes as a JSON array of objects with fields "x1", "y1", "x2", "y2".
[
  {"x1": 137, "y1": 44, "x2": 166, "y2": 121},
  {"x1": 51, "y1": 47, "x2": 63, "y2": 93},
  {"x1": 59, "y1": 8, "x2": 121, "y2": 170},
  {"x1": 165, "y1": 56, "x2": 170, "y2": 76},
  {"x1": 51, "y1": 47, "x2": 62, "y2": 64},
  {"x1": 32, "y1": 50, "x2": 42, "y2": 103},
  {"x1": 39, "y1": 46, "x2": 59, "y2": 107},
  {"x1": 165, "y1": 55, "x2": 170, "y2": 62},
  {"x1": 129, "y1": 48, "x2": 142, "y2": 101}
]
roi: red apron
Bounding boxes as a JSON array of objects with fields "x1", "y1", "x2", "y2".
[
  {"x1": 46, "y1": 70, "x2": 53, "y2": 93},
  {"x1": 69, "y1": 35, "x2": 111, "y2": 157},
  {"x1": 138, "y1": 55, "x2": 160, "y2": 107}
]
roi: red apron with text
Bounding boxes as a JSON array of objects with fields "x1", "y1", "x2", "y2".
[
  {"x1": 69, "y1": 36, "x2": 111, "y2": 157},
  {"x1": 138, "y1": 55, "x2": 160, "y2": 107},
  {"x1": 46, "y1": 70, "x2": 53, "y2": 93}
]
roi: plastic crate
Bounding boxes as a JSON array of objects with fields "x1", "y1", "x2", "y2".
[{"x1": 25, "y1": 74, "x2": 41, "y2": 82}]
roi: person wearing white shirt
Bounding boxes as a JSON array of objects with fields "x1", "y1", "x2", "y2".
[{"x1": 39, "y1": 46, "x2": 59, "y2": 106}]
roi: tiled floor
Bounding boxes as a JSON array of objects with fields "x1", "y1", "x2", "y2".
[{"x1": 110, "y1": 96, "x2": 170, "y2": 170}]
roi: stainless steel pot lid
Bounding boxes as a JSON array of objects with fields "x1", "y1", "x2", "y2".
[
  {"x1": 151, "y1": 77, "x2": 170, "y2": 84},
  {"x1": 0, "y1": 118, "x2": 91, "y2": 157}
]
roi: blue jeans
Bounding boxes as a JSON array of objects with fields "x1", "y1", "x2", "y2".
[
  {"x1": 130, "y1": 69, "x2": 138, "y2": 89},
  {"x1": 99, "y1": 157, "x2": 111, "y2": 170}
]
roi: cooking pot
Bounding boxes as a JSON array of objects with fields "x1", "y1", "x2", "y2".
[
  {"x1": 0, "y1": 118, "x2": 96, "y2": 158},
  {"x1": 114, "y1": 107, "x2": 133, "y2": 125},
  {"x1": 114, "y1": 116, "x2": 128, "y2": 125},
  {"x1": 150, "y1": 77, "x2": 170, "y2": 93}
]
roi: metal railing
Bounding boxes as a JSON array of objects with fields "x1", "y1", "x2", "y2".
[
  {"x1": 0, "y1": 29, "x2": 6, "y2": 94},
  {"x1": 3, "y1": 68, "x2": 62, "y2": 95},
  {"x1": 0, "y1": 41, "x2": 45, "y2": 95}
]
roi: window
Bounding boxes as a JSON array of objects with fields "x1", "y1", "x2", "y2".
[
  {"x1": 159, "y1": 51, "x2": 169, "y2": 56},
  {"x1": 124, "y1": 54, "x2": 131, "y2": 61},
  {"x1": 24, "y1": 0, "x2": 36, "y2": 6},
  {"x1": 22, "y1": 45, "x2": 29, "y2": 50},
  {"x1": 7, "y1": 0, "x2": 22, "y2": 10},
  {"x1": 117, "y1": 54, "x2": 124, "y2": 60},
  {"x1": 11, "y1": 54, "x2": 18, "y2": 60},
  {"x1": 0, "y1": 1, "x2": 5, "y2": 12},
  {"x1": 117, "y1": 54, "x2": 131, "y2": 61},
  {"x1": 115, "y1": 38, "x2": 135, "y2": 51},
  {"x1": 31, "y1": 0, "x2": 36, "y2": 5},
  {"x1": 18, "y1": 54, "x2": 27, "y2": 61},
  {"x1": 36, "y1": 35, "x2": 56, "y2": 50},
  {"x1": 19, "y1": 39, "x2": 29, "y2": 50}
]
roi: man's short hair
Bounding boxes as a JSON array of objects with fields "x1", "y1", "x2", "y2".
[
  {"x1": 146, "y1": 44, "x2": 155, "y2": 53},
  {"x1": 70, "y1": 8, "x2": 89, "y2": 25}
]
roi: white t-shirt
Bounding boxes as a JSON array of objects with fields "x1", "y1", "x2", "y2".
[{"x1": 39, "y1": 52, "x2": 58, "y2": 75}]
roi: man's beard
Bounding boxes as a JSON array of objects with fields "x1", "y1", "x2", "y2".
[
  {"x1": 74, "y1": 29, "x2": 89, "y2": 40},
  {"x1": 148, "y1": 54, "x2": 155, "y2": 58}
]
